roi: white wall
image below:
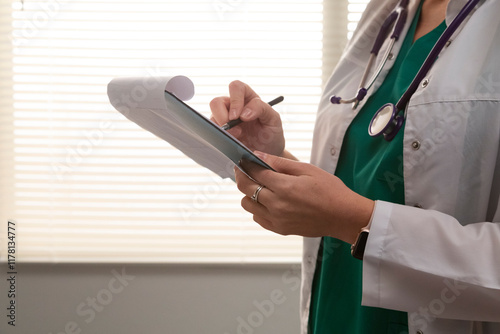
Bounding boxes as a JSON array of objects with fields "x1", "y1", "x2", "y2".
[{"x1": 1, "y1": 263, "x2": 301, "y2": 334}]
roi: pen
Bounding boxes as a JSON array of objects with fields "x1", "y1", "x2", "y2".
[{"x1": 221, "y1": 96, "x2": 284, "y2": 131}]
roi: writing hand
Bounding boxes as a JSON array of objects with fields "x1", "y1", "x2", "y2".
[{"x1": 210, "y1": 81, "x2": 285, "y2": 156}]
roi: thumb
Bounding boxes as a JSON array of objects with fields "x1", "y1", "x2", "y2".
[
  {"x1": 240, "y1": 98, "x2": 282, "y2": 128},
  {"x1": 255, "y1": 151, "x2": 308, "y2": 176}
]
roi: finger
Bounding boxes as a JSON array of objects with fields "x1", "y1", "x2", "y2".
[
  {"x1": 253, "y1": 215, "x2": 287, "y2": 236},
  {"x1": 250, "y1": 184, "x2": 271, "y2": 206},
  {"x1": 209, "y1": 116, "x2": 219, "y2": 125},
  {"x1": 209, "y1": 96, "x2": 230, "y2": 125},
  {"x1": 210, "y1": 114, "x2": 243, "y2": 137},
  {"x1": 234, "y1": 166, "x2": 264, "y2": 197},
  {"x1": 239, "y1": 97, "x2": 281, "y2": 127},
  {"x1": 254, "y1": 151, "x2": 310, "y2": 176},
  {"x1": 210, "y1": 115, "x2": 241, "y2": 137},
  {"x1": 249, "y1": 211, "x2": 280, "y2": 235},
  {"x1": 228, "y1": 80, "x2": 259, "y2": 120},
  {"x1": 239, "y1": 153, "x2": 310, "y2": 190},
  {"x1": 235, "y1": 166, "x2": 273, "y2": 203},
  {"x1": 238, "y1": 159, "x2": 269, "y2": 184},
  {"x1": 241, "y1": 196, "x2": 270, "y2": 219},
  {"x1": 236, "y1": 159, "x2": 266, "y2": 185},
  {"x1": 234, "y1": 166, "x2": 254, "y2": 193}
]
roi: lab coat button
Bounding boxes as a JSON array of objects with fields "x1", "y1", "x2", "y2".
[
  {"x1": 416, "y1": 330, "x2": 424, "y2": 334},
  {"x1": 421, "y1": 79, "x2": 429, "y2": 88},
  {"x1": 388, "y1": 52, "x2": 394, "y2": 60},
  {"x1": 330, "y1": 147, "x2": 336, "y2": 156},
  {"x1": 414, "y1": 203, "x2": 423, "y2": 209},
  {"x1": 445, "y1": 40, "x2": 452, "y2": 47},
  {"x1": 411, "y1": 140, "x2": 421, "y2": 150}
]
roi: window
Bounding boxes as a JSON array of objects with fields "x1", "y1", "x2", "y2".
[{"x1": 0, "y1": 0, "x2": 368, "y2": 263}]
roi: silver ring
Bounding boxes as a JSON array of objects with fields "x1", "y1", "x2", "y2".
[{"x1": 250, "y1": 185, "x2": 265, "y2": 203}]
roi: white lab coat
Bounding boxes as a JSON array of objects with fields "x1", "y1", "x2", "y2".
[{"x1": 301, "y1": 0, "x2": 500, "y2": 332}]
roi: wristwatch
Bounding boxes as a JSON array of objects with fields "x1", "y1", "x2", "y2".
[{"x1": 351, "y1": 227, "x2": 369, "y2": 260}]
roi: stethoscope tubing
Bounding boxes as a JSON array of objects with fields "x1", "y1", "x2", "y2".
[
  {"x1": 331, "y1": 0, "x2": 482, "y2": 141},
  {"x1": 394, "y1": 0, "x2": 481, "y2": 112},
  {"x1": 330, "y1": 0, "x2": 408, "y2": 107},
  {"x1": 368, "y1": 0, "x2": 481, "y2": 140}
]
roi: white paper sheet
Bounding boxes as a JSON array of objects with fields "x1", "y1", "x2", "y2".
[
  {"x1": 108, "y1": 76, "x2": 274, "y2": 180},
  {"x1": 107, "y1": 76, "x2": 236, "y2": 179}
]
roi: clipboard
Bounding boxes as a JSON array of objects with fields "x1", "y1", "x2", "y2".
[
  {"x1": 162, "y1": 90, "x2": 275, "y2": 172},
  {"x1": 107, "y1": 76, "x2": 274, "y2": 181}
]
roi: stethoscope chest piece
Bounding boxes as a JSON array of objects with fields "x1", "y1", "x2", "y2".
[
  {"x1": 331, "y1": 0, "x2": 481, "y2": 142},
  {"x1": 368, "y1": 103, "x2": 404, "y2": 141}
]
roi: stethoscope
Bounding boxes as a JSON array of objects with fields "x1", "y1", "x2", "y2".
[{"x1": 330, "y1": 0, "x2": 481, "y2": 141}]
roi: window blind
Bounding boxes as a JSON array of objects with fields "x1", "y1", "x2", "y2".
[{"x1": 0, "y1": 0, "x2": 368, "y2": 263}]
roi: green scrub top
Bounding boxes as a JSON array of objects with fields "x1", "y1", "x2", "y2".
[{"x1": 308, "y1": 4, "x2": 447, "y2": 334}]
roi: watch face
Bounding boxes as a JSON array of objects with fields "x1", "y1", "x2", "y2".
[{"x1": 351, "y1": 230, "x2": 369, "y2": 260}]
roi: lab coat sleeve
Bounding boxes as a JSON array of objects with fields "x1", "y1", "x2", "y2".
[{"x1": 362, "y1": 200, "x2": 500, "y2": 322}]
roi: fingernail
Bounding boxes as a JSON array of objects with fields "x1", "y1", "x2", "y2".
[
  {"x1": 241, "y1": 108, "x2": 253, "y2": 119},
  {"x1": 254, "y1": 151, "x2": 266, "y2": 160},
  {"x1": 229, "y1": 109, "x2": 238, "y2": 120}
]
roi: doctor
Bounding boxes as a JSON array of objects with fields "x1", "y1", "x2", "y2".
[{"x1": 210, "y1": 0, "x2": 500, "y2": 332}]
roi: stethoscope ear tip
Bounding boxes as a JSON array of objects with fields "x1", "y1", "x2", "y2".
[{"x1": 330, "y1": 95, "x2": 342, "y2": 104}]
